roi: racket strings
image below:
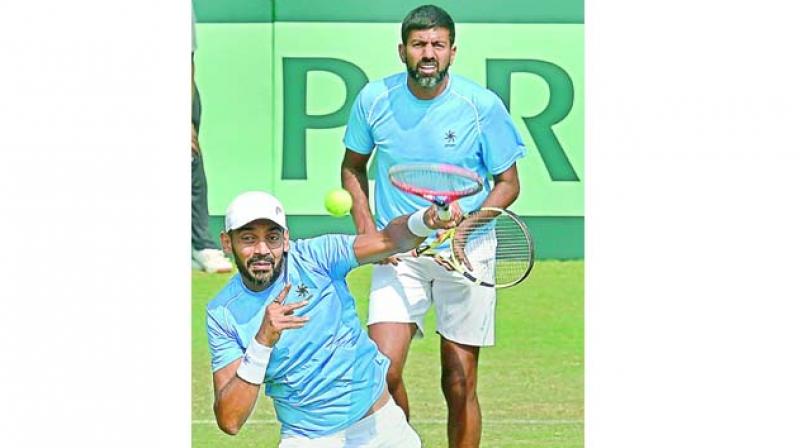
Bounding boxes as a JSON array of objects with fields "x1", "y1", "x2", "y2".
[
  {"x1": 457, "y1": 213, "x2": 532, "y2": 286},
  {"x1": 390, "y1": 166, "x2": 481, "y2": 196}
]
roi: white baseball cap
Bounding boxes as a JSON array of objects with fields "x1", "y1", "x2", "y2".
[{"x1": 224, "y1": 191, "x2": 287, "y2": 232}]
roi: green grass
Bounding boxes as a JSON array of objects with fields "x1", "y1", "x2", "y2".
[{"x1": 192, "y1": 261, "x2": 584, "y2": 447}]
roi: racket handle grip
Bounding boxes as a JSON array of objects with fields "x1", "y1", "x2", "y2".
[{"x1": 437, "y1": 205, "x2": 451, "y2": 220}]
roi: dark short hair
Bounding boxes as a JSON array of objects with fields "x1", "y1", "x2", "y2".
[{"x1": 401, "y1": 4, "x2": 455, "y2": 45}]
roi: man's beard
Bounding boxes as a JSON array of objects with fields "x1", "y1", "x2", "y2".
[
  {"x1": 235, "y1": 253, "x2": 284, "y2": 288},
  {"x1": 407, "y1": 59, "x2": 450, "y2": 89}
]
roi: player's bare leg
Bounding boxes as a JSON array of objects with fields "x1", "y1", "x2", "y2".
[
  {"x1": 368, "y1": 322, "x2": 417, "y2": 420},
  {"x1": 441, "y1": 337, "x2": 481, "y2": 448}
]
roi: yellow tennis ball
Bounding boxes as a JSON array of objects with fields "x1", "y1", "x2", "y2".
[{"x1": 324, "y1": 188, "x2": 353, "y2": 217}]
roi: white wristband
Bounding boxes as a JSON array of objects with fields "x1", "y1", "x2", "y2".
[
  {"x1": 407, "y1": 208, "x2": 433, "y2": 237},
  {"x1": 236, "y1": 338, "x2": 273, "y2": 385}
]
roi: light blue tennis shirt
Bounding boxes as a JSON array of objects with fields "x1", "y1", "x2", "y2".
[
  {"x1": 206, "y1": 235, "x2": 389, "y2": 438},
  {"x1": 344, "y1": 72, "x2": 527, "y2": 229}
]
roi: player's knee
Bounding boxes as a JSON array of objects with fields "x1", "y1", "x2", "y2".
[
  {"x1": 217, "y1": 419, "x2": 241, "y2": 436},
  {"x1": 441, "y1": 368, "x2": 477, "y2": 402},
  {"x1": 386, "y1": 364, "x2": 405, "y2": 388}
]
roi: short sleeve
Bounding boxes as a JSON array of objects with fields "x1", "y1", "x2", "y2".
[
  {"x1": 206, "y1": 308, "x2": 243, "y2": 372},
  {"x1": 302, "y1": 234, "x2": 359, "y2": 280},
  {"x1": 479, "y1": 95, "x2": 527, "y2": 175},
  {"x1": 343, "y1": 90, "x2": 375, "y2": 155}
]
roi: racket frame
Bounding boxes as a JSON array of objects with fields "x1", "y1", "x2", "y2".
[
  {"x1": 388, "y1": 163, "x2": 484, "y2": 219},
  {"x1": 415, "y1": 207, "x2": 534, "y2": 289}
]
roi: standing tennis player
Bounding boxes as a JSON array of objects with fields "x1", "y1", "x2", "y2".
[
  {"x1": 340, "y1": 5, "x2": 527, "y2": 447},
  {"x1": 206, "y1": 191, "x2": 454, "y2": 447}
]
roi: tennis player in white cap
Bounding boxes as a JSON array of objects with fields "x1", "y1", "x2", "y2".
[{"x1": 206, "y1": 190, "x2": 454, "y2": 447}]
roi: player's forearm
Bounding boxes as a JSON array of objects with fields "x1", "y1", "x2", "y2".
[
  {"x1": 341, "y1": 163, "x2": 377, "y2": 234},
  {"x1": 483, "y1": 167, "x2": 521, "y2": 209},
  {"x1": 354, "y1": 208, "x2": 447, "y2": 264},
  {"x1": 213, "y1": 377, "x2": 261, "y2": 435},
  {"x1": 355, "y1": 216, "x2": 424, "y2": 264},
  {"x1": 384, "y1": 215, "x2": 428, "y2": 253}
]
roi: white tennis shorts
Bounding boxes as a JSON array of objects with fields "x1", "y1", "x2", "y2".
[
  {"x1": 367, "y1": 255, "x2": 497, "y2": 347},
  {"x1": 278, "y1": 397, "x2": 420, "y2": 447}
]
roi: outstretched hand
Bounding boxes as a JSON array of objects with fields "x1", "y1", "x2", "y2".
[{"x1": 254, "y1": 284, "x2": 309, "y2": 347}]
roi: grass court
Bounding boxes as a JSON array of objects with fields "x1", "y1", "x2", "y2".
[{"x1": 192, "y1": 260, "x2": 583, "y2": 447}]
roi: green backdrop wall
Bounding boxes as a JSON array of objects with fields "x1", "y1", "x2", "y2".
[{"x1": 193, "y1": 0, "x2": 584, "y2": 258}]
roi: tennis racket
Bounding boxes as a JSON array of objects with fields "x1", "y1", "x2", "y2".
[
  {"x1": 388, "y1": 163, "x2": 483, "y2": 220},
  {"x1": 414, "y1": 207, "x2": 534, "y2": 288}
]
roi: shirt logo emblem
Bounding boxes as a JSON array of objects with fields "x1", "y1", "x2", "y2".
[
  {"x1": 445, "y1": 129, "x2": 456, "y2": 145},
  {"x1": 295, "y1": 283, "x2": 311, "y2": 299}
]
